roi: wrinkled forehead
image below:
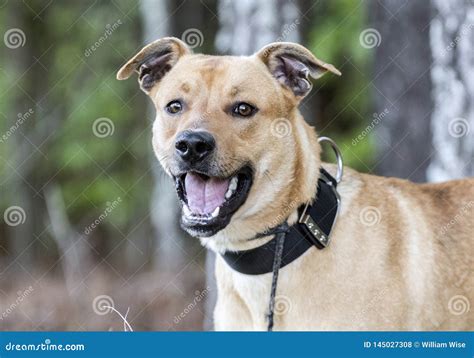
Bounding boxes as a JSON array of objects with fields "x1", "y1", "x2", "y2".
[{"x1": 156, "y1": 54, "x2": 281, "y2": 102}]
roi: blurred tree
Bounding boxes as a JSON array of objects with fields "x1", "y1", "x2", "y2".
[
  {"x1": 371, "y1": 0, "x2": 433, "y2": 182},
  {"x1": 427, "y1": 0, "x2": 474, "y2": 181},
  {"x1": 140, "y1": 0, "x2": 184, "y2": 272},
  {"x1": 1, "y1": 1, "x2": 151, "y2": 275},
  {"x1": 1, "y1": 1, "x2": 50, "y2": 271},
  {"x1": 44, "y1": 184, "x2": 92, "y2": 294},
  {"x1": 215, "y1": 0, "x2": 300, "y2": 55}
]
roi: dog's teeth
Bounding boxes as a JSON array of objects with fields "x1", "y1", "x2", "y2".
[
  {"x1": 211, "y1": 207, "x2": 220, "y2": 218},
  {"x1": 229, "y1": 176, "x2": 238, "y2": 190},
  {"x1": 225, "y1": 176, "x2": 239, "y2": 199}
]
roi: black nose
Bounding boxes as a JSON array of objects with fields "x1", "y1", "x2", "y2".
[{"x1": 175, "y1": 131, "x2": 216, "y2": 163}]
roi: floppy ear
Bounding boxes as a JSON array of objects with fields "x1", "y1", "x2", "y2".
[
  {"x1": 116, "y1": 37, "x2": 191, "y2": 92},
  {"x1": 255, "y1": 42, "x2": 341, "y2": 99}
]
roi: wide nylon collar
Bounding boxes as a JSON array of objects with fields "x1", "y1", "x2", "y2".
[{"x1": 221, "y1": 168, "x2": 340, "y2": 275}]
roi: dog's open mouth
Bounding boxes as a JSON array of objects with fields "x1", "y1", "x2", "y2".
[{"x1": 174, "y1": 166, "x2": 253, "y2": 237}]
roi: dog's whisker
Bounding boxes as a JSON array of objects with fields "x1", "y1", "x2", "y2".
[
  {"x1": 157, "y1": 154, "x2": 170, "y2": 162},
  {"x1": 263, "y1": 170, "x2": 275, "y2": 186}
]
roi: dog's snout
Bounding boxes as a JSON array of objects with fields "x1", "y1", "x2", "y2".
[{"x1": 175, "y1": 131, "x2": 216, "y2": 163}]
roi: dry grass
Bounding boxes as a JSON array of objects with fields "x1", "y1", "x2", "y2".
[{"x1": 0, "y1": 267, "x2": 207, "y2": 331}]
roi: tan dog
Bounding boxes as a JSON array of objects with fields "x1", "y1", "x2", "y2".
[{"x1": 117, "y1": 37, "x2": 474, "y2": 330}]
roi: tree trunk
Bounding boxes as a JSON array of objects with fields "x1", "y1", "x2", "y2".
[
  {"x1": 426, "y1": 0, "x2": 474, "y2": 182},
  {"x1": 215, "y1": 0, "x2": 300, "y2": 55},
  {"x1": 2, "y1": 2, "x2": 49, "y2": 272},
  {"x1": 139, "y1": 0, "x2": 185, "y2": 272},
  {"x1": 44, "y1": 185, "x2": 92, "y2": 295},
  {"x1": 371, "y1": 0, "x2": 433, "y2": 182}
]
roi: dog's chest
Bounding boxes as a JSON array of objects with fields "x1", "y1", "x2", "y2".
[
  {"x1": 219, "y1": 245, "x2": 401, "y2": 330},
  {"x1": 230, "y1": 271, "x2": 273, "y2": 329},
  {"x1": 224, "y1": 250, "x2": 339, "y2": 330}
]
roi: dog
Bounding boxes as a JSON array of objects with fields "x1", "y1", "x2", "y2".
[{"x1": 117, "y1": 37, "x2": 473, "y2": 330}]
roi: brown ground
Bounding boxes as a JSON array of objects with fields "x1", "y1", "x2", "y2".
[{"x1": 0, "y1": 267, "x2": 207, "y2": 331}]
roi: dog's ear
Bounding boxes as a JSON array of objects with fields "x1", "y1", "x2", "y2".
[
  {"x1": 116, "y1": 37, "x2": 191, "y2": 92},
  {"x1": 255, "y1": 42, "x2": 341, "y2": 99}
]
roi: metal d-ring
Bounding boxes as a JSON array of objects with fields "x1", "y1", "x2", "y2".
[{"x1": 318, "y1": 136, "x2": 344, "y2": 184}]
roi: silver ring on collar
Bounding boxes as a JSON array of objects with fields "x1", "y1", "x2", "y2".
[{"x1": 318, "y1": 136, "x2": 344, "y2": 184}]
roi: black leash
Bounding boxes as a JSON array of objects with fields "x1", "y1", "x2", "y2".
[{"x1": 266, "y1": 223, "x2": 289, "y2": 331}]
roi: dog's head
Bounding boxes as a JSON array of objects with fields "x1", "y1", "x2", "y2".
[{"x1": 117, "y1": 37, "x2": 340, "y2": 243}]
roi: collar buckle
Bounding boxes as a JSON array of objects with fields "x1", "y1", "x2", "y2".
[
  {"x1": 298, "y1": 172, "x2": 341, "y2": 248},
  {"x1": 299, "y1": 207, "x2": 330, "y2": 247}
]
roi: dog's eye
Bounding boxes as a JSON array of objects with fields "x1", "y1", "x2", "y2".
[
  {"x1": 165, "y1": 100, "x2": 183, "y2": 114},
  {"x1": 232, "y1": 102, "x2": 257, "y2": 118}
]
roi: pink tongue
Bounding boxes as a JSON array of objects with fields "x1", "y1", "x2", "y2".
[{"x1": 185, "y1": 173, "x2": 230, "y2": 214}]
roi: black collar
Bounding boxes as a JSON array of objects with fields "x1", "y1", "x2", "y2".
[{"x1": 221, "y1": 168, "x2": 340, "y2": 275}]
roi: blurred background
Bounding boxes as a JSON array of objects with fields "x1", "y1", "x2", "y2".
[{"x1": 0, "y1": 0, "x2": 472, "y2": 330}]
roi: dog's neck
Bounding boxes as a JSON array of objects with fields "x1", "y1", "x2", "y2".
[{"x1": 202, "y1": 111, "x2": 322, "y2": 253}]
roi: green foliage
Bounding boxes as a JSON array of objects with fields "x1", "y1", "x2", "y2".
[
  {"x1": 0, "y1": 1, "x2": 149, "y2": 233},
  {"x1": 308, "y1": 0, "x2": 375, "y2": 172}
]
